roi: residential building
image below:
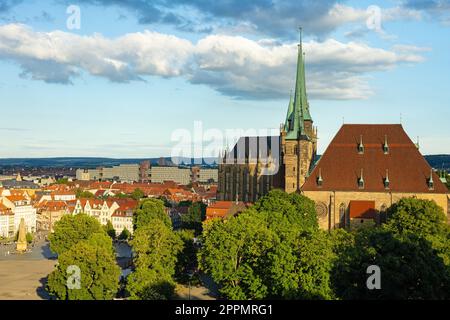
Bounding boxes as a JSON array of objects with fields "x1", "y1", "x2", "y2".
[
  {"x1": 1, "y1": 195, "x2": 37, "y2": 233},
  {"x1": 0, "y1": 201, "x2": 14, "y2": 238},
  {"x1": 35, "y1": 200, "x2": 70, "y2": 232}
]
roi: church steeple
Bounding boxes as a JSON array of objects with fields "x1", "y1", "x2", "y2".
[
  {"x1": 284, "y1": 91, "x2": 294, "y2": 131},
  {"x1": 285, "y1": 27, "x2": 310, "y2": 140}
]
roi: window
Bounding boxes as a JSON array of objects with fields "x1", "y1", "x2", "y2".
[
  {"x1": 358, "y1": 178, "x2": 364, "y2": 189},
  {"x1": 339, "y1": 204, "x2": 347, "y2": 228}
]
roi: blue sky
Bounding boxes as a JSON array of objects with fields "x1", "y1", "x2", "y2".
[{"x1": 0, "y1": 0, "x2": 449, "y2": 158}]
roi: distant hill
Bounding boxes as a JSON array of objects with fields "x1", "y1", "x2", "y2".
[
  {"x1": 0, "y1": 157, "x2": 218, "y2": 168},
  {"x1": 0, "y1": 155, "x2": 448, "y2": 170},
  {"x1": 424, "y1": 155, "x2": 450, "y2": 171}
]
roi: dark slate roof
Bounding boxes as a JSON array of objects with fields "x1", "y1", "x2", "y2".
[
  {"x1": 222, "y1": 136, "x2": 281, "y2": 166},
  {"x1": 0, "y1": 179, "x2": 40, "y2": 189}
]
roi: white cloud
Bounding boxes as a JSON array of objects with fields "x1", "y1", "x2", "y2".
[{"x1": 0, "y1": 23, "x2": 430, "y2": 100}]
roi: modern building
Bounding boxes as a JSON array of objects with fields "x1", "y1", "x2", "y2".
[
  {"x1": 302, "y1": 124, "x2": 449, "y2": 230},
  {"x1": 149, "y1": 166, "x2": 191, "y2": 185},
  {"x1": 76, "y1": 168, "x2": 101, "y2": 181},
  {"x1": 197, "y1": 168, "x2": 218, "y2": 183},
  {"x1": 218, "y1": 34, "x2": 317, "y2": 202},
  {"x1": 102, "y1": 164, "x2": 140, "y2": 182}
]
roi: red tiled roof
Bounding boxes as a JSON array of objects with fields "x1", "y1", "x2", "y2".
[
  {"x1": 6, "y1": 195, "x2": 27, "y2": 202},
  {"x1": 349, "y1": 200, "x2": 377, "y2": 219},
  {"x1": 0, "y1": 201, "x2": 13, "y2": 215},
  {"x1": 302, "y1": 124, "x2": 448, "y2": 193},
  {"x1": 36, "y1": 200, "x2": 69, "y2": 211}
]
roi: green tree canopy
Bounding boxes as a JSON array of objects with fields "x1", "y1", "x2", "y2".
[
  {"x1": 133, "y1": 198, "x2": 172, "y2": 230},
  {"x1": 75, "y1": 189, "x2": 95, "y2": 199},
  {"x1": 254, "y1": 189, "x2": 318, "y2": 232},
  {"x1": 385, "y1": 198, "x2": 448, "y2": 238},
  {"x1": 181, "y1": 201, "x2": 207, "y2": 234},
  {"x1": 104, "y1": 220, "x2": 116, "y2": 240},
  {"x1": 47, "y1": 239, "x2": 120, "y2": 300},
  {"x1": 199, "y1": 191, "x2": 331, "y2": 300},
  {"x1": 131, "y1": 188, "x2": 145, "y2": 201},
  {"x1": 118, "y1": 228, "x2": 131, "y2": 241},
  {"x1": 126, "y1": 219, "x2": 183, "y2": 299},
  {"x1": 332, "y1": 227, "x2": 450, "y2": 299},
  {"x1": 49, "y1": 214, "x2": 104, "y2": 255}
]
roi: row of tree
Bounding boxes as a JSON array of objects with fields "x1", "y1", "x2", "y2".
[
  {"x1": 198, "y1": 190, "x2": 450, "y2": 299},
  {"x1": 45, "y1": 197, "x2": 204, "y2": 300}
]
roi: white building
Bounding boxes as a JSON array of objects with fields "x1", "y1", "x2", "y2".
[
  {"x1": 0, "y1": 202, "x2": 14, "y2": 238},
  {"x1": 1, "y1": 195, "x2": 37, "y2": 234},
  {"x1": 72, "y1": 199, "x2": 119, "y2": 226}
]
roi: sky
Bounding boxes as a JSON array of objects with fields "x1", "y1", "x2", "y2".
[{"x1": 0, "y1": 0, "x2": 449, "y2": 158}]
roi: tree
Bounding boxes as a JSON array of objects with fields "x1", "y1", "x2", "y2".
[
  {"x1": 55, "y1": 178, "x2": 69, "y2": 184},
  {"x1": 133, "y1": 198, "x2": 171, "y2": 230},
  {"x1": 118, "y1": 228, "x2": 131, "y2": 241},
  {"x1": 198, "y1": 191, "x2": 331, "y2": 300},
  {"x1": 254, "y1": 189, "x2": 318, "y2": 232},
  {"x1": 131, "y1": 188, "x2": 145, "y2": 201},
  {"x1": 104, "y1": 220, "x2": 116, "y2": 240},
  {"x1": 75, "y1": 189, "x2": 94, "y2": 199},
  {"x1": 26, "y1": 232, "x2": 33, "y2": 244},
  {"x1": 126, "y1": 219, "x2": 183, "y2": 299},
  {"x1": 175, "y1": 229, "x2": 199, "y2": 284},
  {"x1": 49, "y1": 214, "x2": 104, "y2": 255},
  {"x1": 384, "y1": 197, "x2": 450, "y2": 266},
  {"x1": 47, "y1": 239, "x2": 120, "y2": 300},
  {"x1": 181, "y1": 202, "x2": 206, "y2": 234},
  {"x1": 332, "y1": 227, "x2": 450, "y2": 299},
  {"x1": 114, "y1": 192, "x2": 129, "y2": 199}
]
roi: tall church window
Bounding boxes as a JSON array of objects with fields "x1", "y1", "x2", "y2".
[
  {"x1": 339, "y1": 203, "x2": 347, "y2": 228},
  {"x1": 380, "y1": 204, "x2": 387, "y2": 224}
]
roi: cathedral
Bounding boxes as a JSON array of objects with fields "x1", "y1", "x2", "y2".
[{"x1": 217, "y1": 36, "x2": 318, "y2": 202}]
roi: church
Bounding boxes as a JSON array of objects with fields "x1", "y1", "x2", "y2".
[
  {"x1": 217, "y1": 34, "x2": 448, "y2": 228},
  {"x1": 217, "y1": 35, "x2": 317, "y2": 202}
]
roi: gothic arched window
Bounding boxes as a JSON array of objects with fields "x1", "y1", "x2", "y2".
[
  {"x1": 380, "y1": 204, "x2": 388, "y2": 224},
  {"x1": 339, "y1": 203, "x2": 347, "y2": 228}
]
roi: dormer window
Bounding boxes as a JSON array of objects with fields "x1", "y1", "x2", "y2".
[
  {"x1": 428, "y1": 169, "x2": 434, "y2": 190},
  {"x1": 317, "y1": 168, "x2": 323, "y2": 187},
  {"x1": 358, "y1": 169, "x2": 365, "y2": 189},
  {"x1": 358, "y1": 135, "x2": 364, "y2": 154},
  {"x1": 383, "y1": 135, "x2": 389, "y2": 154},
  {"x1": 384, "y1": 169, "x2": 390, "y2": 189}
]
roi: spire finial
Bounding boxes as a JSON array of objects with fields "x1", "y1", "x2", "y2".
[{"x1": 299, "y1": 26, "x2": 303, "y2": 47}]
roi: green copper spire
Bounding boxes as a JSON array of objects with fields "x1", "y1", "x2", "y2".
[
  {"x1": 302, "y1": 53, "x2": 312, "y2": 121},
  {"x1": 284, "y1": 91, "x2": 294, "y2": 131},
  {"x1": 285, "y1": 27, "x2": 309, "y2": 140}
]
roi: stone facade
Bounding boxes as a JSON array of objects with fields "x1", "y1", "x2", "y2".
[{"x1": 303, "y1": 190, "x2": 449, "y2": 231}]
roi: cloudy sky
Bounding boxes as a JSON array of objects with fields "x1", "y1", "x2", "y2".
[{"x1": 0, "y1": 0, "x2": 449, "y2": 158}]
